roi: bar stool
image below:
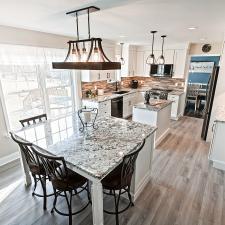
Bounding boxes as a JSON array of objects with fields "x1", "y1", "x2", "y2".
[
  {"x1": 10, "y1": 132, "x2": 53, "y2": 210},
  {"x1": 19, "y1": 114, "x2": 47, "y2": 127},
  {"x1": 32, "y1": 147, "x2": 91, "y2": 225},
  {"x1": 102, "y1": 139, "x2": 145, "y2": 225}
]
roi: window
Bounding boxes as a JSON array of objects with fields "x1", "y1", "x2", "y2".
[{"x1": 0, "y1": 44, "x2": 77, "y2": 130}]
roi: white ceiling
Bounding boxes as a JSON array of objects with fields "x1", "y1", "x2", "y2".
[{"x1": 0, "y1": 0, "x2": 225, "y2": 46}]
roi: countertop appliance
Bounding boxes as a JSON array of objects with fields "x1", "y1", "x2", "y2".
[
  {"x1": 150, "y1": 64, "x2": 173, "y2": 77},
  {"x1": 111, "y1": 96, "x2": 123, "y2": 118},
  {"x1": 201, "y1": 66, "x2": 219, "y2": 140},
  {"x1": 149, "y1": 88, "x2": 172, "y2": 100},
  {"x1": 131, "y1": 80, "x2": 139, "y2": 89}
]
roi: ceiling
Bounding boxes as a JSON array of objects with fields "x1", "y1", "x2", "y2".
[{"x1": 0, "y1": 0, "x2": 224, "y2": 46}]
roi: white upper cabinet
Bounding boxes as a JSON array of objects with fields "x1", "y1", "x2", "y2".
[
  {"x1": 164, "y1": 50, "x2": 175, "y2": 64},
  {"x1": 136, "y1": 51, "x2": 145, "y2": 75},
  {"x1": 128, "y1": 48, "x2": 137, "y2": 76},
  {"x1": 173, "y1": 49, "x2": 187, "y2": 78},
  {"x1": 81, "y1": 45, "x2": 116, "y2": 82}
]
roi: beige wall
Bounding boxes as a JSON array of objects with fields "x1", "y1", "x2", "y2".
[
  {"x1": 189, "y1": 42, "x2": 223, "y2": 55},
  {"x1": 0, "y1": 25, "x2": 73, "y2": 160},
  {"x1": 207, "y1": 41, "x2": 225, "y2": 141},
  {"x1": 0, "y1": 25, "x2": 71, "y2": 48}
]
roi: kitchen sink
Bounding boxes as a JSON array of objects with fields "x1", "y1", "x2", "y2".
[{"x1": 113, "y1": 90, "x2": 129, "y2": 94}]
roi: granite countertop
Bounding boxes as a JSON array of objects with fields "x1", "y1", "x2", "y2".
[
  {"x1": 168, "y1": 90, "x2": 185, "y2": 96},
  {"x1": 214, "y1": 106, "x2": 225, "y2": 123},
  {"x1": 133, "y1": 99, "x2": 172, "y2": 112},
  {"x1": 15, "y1": 113, "x2": 156, "y2": 180},
  {"x1": 82, "y1": 87, "x2": 184, "y2": 103}
]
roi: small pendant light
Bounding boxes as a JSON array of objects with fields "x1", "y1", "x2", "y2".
[
  {"x1": 146, "y1": 31, "x2": 157, "y2": 65},
  {"x1": 158, "y1": 35, "x2": 166, "y2": 65},
  {"x1": 120, "y1": 43, "x2": 125, "y2": 65}
]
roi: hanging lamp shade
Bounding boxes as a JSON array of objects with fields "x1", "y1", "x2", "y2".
[
  {"x1": 119, "y1": 43, "x2": 125, "y2": 65},
  {"x1": 52, "y1": 6, "x2": 121, "y2": 71},
  {"x1": 158, "y1": 35, "x2": 166, "y2": 65},
  {"x1": 146, "y1": 31, "x2": 157, "y2": 65}
]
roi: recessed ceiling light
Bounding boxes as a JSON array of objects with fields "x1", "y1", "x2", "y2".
[
  {"x1": 188, "y1": 27, "x2": 197, "y2": 30},
  {"x1": 119, "y1": 35, "x2": 126, "y2": 38},
  {"x1": 200, "y1": 38, "x2": 206, "y2": 41}
]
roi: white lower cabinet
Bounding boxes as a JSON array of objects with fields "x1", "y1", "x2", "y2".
[
  {"x1": 167, "y1": 93, "x2": 184, "y2": 120},
  {"x1": 123, "y1": 93, "x2": 137, "y2": 118},
  {"x1": 82, "y1": 100, "x2": 111, "y2": 117},
  {"x1": 209, "y1": 121, "x2": 225, "y2": 171}
]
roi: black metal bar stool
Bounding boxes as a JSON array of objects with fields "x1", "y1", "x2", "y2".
[
  {"x1": 32, "y1": 147, "x2": 91, "y2": 225},
  {"x1": 19, "y1": 113, "x2": 47, "y2": 127},
  {"x1": 102, "y1": 139, "x2": 145, "y2": 225},
  {"x1": 10, "y1": 132, "x2": 54, "y2": 210}
]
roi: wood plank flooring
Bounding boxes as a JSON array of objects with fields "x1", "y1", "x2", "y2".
[{"x1": 1, "y1": 116, "x2": 225, "y2": 225}]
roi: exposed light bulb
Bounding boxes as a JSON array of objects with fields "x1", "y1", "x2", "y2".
[
  {"x1": 120, "y1": 57, "x2": 125, "y2": 65},
  {"x1": 71, "y1": 47, "x2": 78, "y2": 62},
  {"x1": 81, "y1": 48, "x2": 87, "y2": 62},
  {"x1": 146, "y1": 54, "x2": 155, "y2": 65},
  {"x1": 158, "y1": 55, "x2": 165, "y2": 65},
  {"x1": 93, "y1": 47, "x2": 99, "y2": 62}
]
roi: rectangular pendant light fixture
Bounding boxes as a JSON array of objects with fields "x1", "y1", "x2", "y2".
[{"x1": 52, "y1": 6, "x2": 121, "y2": 71}]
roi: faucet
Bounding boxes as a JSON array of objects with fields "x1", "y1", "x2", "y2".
[{"x1": 115, "y1": 81, "x2": 120, "y2": 91}]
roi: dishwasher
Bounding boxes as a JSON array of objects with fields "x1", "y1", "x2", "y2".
[{"x1": 111, "y1": 96, "x2": 123, "y2": 118}]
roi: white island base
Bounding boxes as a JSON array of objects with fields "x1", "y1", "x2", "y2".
[{"x1": 133, "y1": 100, "x2": 172, "y2": 146}]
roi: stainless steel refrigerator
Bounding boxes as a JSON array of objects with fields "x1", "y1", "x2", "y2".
[{"x1": 201, "y1": 66, "x2": 219, "y2": 140}]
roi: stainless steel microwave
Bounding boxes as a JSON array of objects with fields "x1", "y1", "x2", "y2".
[{"x1": 150, "y1": 64, "x2": 173, "y2": 77}]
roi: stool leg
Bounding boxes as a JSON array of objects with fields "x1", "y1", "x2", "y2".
[
  {"x1": 39, "y1": 175, "x2": 47, "y2": 210},
  {"x1": 64, "y1": 191, "x2": 72, "y2": 225},
  {"x1": 51, "y1": 188, "x2": 58, "y2": 213},
  {"x1": 32, "y1": 174, "x2": 37, "y2": 196},
  {"x1": 128, "y1": 186, "x2": 134, "y2": 206},
  {"x1": 113, "y1": 190, "x2": 121, "y2": 225}
]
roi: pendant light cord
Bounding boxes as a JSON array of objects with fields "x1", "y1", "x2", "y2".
[
  {"x1": 88, "y1": 8, "x2": 91, "y2": 39},
  {"x1": 151, "y1": 32, "x2": 155, "y2": 55},
  {"x1": 161, "y1": 36, "x2": 164, "y2": 56},
  {"x1": 120, "y1": 43, "x2": 123, "y2": 57},
  {"x1": 76, "y1": 12, "x2": 79, "y2": 40}
]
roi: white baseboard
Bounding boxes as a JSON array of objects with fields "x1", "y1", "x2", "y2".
[
  {"x1": 0, "y1": 152, "x2": 20, "y2": 173},
  {"x1": 156, "y1": 128, "x2": 170, "y2": 146},
  {"x1": 132, "y1": 171, "x2": 151, "y2": 202},
  {"x1": 212, "y1": 160, "x2": 225, "y2": 171}
]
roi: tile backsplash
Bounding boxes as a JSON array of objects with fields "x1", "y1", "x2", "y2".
[{"x1": 82, "y1": 76, "x2": 185, "y2": 97}]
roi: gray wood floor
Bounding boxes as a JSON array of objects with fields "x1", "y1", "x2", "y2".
[{"x1": 0, "y1": 116, "x2": 224, "y2": 225}]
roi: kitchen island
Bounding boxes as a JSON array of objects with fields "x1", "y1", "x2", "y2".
[
  {"x1": 133, "y1": 99, "x2": 172, "y2": 146},
  {"x1": 14, "y1": 113, "x2": 156, "y2": 225}
]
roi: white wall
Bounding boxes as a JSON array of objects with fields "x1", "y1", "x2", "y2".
[{"x1": 207, "y1": 40, "x2": 225, "y2": 141}]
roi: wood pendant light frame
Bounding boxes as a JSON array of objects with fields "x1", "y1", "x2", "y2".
[{"x1": 52, "y1": 6, "x2": 121, "y2": 70}]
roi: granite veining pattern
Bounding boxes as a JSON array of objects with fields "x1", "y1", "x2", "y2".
[
  {"x1": 133, "y1": 99, "x2": 172, "y2": 112},
  {"x1": 15, "y1": 114, "x2": 156, "y2": 180}
]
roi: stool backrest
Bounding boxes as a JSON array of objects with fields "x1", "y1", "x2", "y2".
[
  {"x1": 121, "y1": 139, "x2": 145, "y2": 187},
  {"x1": 10, "y1": 132, "x2": 38, "y2": 171},
  {"x1": 32, "y1": 147, "x2": 67, "y2": 182},
  {"x1": 19, "y1": 113, "x2": 47, "y2": 127}
]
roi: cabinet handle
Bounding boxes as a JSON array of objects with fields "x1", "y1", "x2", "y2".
[{"x1": 98, "y1": 73, "x2": 100, "y2": 80}]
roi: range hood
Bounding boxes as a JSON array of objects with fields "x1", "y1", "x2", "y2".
[{"x1": 52, "y1": 6, "x2": 121, "y2": 71}]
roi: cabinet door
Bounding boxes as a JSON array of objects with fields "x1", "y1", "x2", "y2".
[
  {"x1": 81, "y1": 70, "x2": 100, "y2": 82},
  {"x1": 136, "y1": 51, "x2": 144, "y2": 75},
  {"x1": 173, "y1": 50, "x2": 186, "y2": 78},
  {"x1": 164, "y1": 50, "x2": 175, "y2": 64},
  {"x1": 168, "y1": 95, "x2": 179, "y2": 118},
  {"x1": 129, "y1": 49, "x2": 137, "y2": 76}
]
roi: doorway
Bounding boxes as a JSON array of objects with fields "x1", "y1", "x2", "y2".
[{"x1": 184, "y1": 55, "x2": 220, "y2": 119}]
